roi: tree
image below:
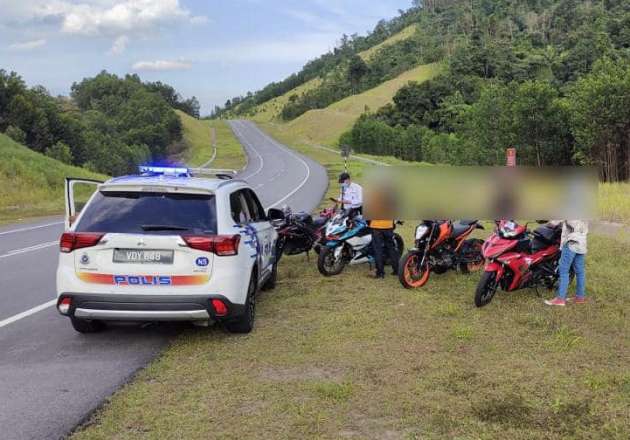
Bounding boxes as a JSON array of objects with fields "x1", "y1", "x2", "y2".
[
  {"x1": 568, "y1": 58, "x2": 630, "y2": 181},
  {"x1": 348, "y1": 55, "x2": 369, "y2": 93},
  {"x1": 510, "y1": 80, "x2": 568, "y2": 167}
]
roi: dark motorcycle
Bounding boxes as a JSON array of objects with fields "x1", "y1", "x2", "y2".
[
  {"x1": 269, "y1": 205, "x2": 336, "y2": 261},
  {"x1": 399, "y1": 220, "x2": 485, "y2": 289}
]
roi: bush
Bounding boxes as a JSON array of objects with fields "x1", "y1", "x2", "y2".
[
  {"x1": 4, "y1": 125, "x2": 26, "y2": 144},
  {"x1": 45, "y1": 141, "x2": 73, "y2": 164}
]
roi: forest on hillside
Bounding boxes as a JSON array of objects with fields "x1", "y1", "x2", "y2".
[
  {"x1": 0, "y1": 70, "x2": 200, "y2": 175},
  {"x1": 342, "y1": 0, "x2": 630, "y2": 182},
  {"x1": 215, "y1": 0, "x2": 630, "y2": 182}
]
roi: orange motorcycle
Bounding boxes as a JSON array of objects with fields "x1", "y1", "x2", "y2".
[{"x1": 399, "y1": 220, "x2": 485, "y2": 288}]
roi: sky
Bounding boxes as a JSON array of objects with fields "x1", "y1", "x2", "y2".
[{"x1": 0, "y1": 0, "x2": 412, "y2": 115}]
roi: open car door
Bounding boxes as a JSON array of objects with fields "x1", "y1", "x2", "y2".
[{"x1": 65, "y1": 177, "x2": 104, "y2": 230}]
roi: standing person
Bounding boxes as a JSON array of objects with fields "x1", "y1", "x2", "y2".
[
  {"x1": 545, "y1": 220, "x2": 589, "y2": 306},
  {"x1": 337, "y1": 172, "x2": 363, "y2": 217},
  {"x1": 369, "y1": 218, "x2": 399, "y2": 279}
]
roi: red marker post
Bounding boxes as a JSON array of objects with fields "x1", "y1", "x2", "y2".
[{"x1": 506, "y1": 148, "x2": 516, "y2": 167}]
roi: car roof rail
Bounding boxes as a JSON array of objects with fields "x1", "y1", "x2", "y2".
[{"x1": 188, "y1": 168, "x2": 238, "y2": 180}]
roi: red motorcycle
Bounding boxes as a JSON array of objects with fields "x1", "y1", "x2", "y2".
[{"x1": 474, "y1": 220, "x2": 565, "y2": 307}]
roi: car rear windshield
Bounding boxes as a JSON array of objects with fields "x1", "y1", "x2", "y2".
[{"x1": 75, "y1": 191, "x2": 217, "y2": 235}]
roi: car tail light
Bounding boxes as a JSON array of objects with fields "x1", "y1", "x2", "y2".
[
  {"x1": 58, "y1": 297, "x2": 72, "y2": 315},
  {"x1": 182, "y1": 235, "x2": 240, "y2": 256},
  {"x1": 211, "y1": 299, "x2": 228, "y2": 317},
  {"x1": 60, "y1": 232, "x2": 104, "y2": 253}
]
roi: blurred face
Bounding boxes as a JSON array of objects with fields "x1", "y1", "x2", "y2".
[{"x1": 341, "y1": 179, "x2": 350, "y2": 188}]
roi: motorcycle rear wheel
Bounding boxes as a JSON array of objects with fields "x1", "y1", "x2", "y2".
[
  {"x1": 475, "y1": 271, "x2": 498, "y2": 307},
  {"x1": 317, "y1": 246, "x2": 346, "y2": 276},
  {"x1": 459, "y1": 238, "x2": 485, "y2": 274},
  {"x1": 398, "y1": 251, "x2": 430, "y2": 289}
]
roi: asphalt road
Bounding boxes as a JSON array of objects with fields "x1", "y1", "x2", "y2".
[{"x1": 0, "y1": 120, "x2": 327, "y2": 440}]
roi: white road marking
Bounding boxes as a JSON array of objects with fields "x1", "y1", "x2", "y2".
[
  {"x1": 266, "y1": 138, "x2": 312, "y2": 209},
  {"x1": 232, "y1": 121, "x2": 265, "y2": 181},
  {"x1": 0, "y1": 300, "x2": 56, "y2": 329},
  {"x1": 0, "y1": 221, "x2": 63, "y2": 236},
  {"x1": 0, "y1": 241, "x2": 58, "y2": 259}
]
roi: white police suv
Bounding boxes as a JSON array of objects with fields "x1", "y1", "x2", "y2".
[{"x1": 56, "y1": 166, "x2": 280, "y2": 334}]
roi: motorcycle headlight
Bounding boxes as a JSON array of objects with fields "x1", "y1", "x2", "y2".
[{"x1": 415, "y1": 225, "x2": 429, "y2": 240}]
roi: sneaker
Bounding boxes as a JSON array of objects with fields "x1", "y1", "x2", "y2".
[
  {"x1": 573, "y1": 296, "x2": 587, "y2": 304},
  {"x1": 544, "y1": 297, "x2": 566, "y2": 306}
]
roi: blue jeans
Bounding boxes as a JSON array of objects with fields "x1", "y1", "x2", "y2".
[{"x1": 557, "y1": 244, "x2": 586, "y2": 299}]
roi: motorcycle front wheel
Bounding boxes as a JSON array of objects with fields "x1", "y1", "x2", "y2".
[
  {"x1": 398, "y1": 251, "x2": 430, "y2": 289},
  {"x1": 317, "y1": 246, "x2": 346, "y2": 276},
  {"x1": 475, "y1": 271, "x2": 499, "y2": 307}
]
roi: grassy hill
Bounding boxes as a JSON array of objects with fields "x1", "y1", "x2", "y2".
[
  {"x1": 264, "y1": 63, "x2": 440, "y2": 147},
  {"x1": 0, "y1": 111, "x2": 247, "y2": 223},
  {"x1": 245, "y1": 25, "x2": 421, "y2": 124},
  {"x1": 0, "y1": 134, "x2": 106, "y2": 223},
  {"x1": 249, "y1": 78, "x2": 323, "y2": 123},
  {"x1": 176, "y1": 110, "x2": 246, "y2": 170},
  {"x1": 358, "y1": 24, "x2": 418, "y2": 62}
]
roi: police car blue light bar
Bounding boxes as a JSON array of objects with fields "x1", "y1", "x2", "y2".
[{"x1": 138, "y1": 165, "x2": 190, "y2": 176}]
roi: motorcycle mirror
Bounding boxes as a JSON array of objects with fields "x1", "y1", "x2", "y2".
[{"x1": 267, "y1": 208, "x2": 285, "y2": 221}]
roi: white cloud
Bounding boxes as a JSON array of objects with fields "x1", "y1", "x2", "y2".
[
  {"x1": 8, "y1": 39, "x2": 47, "y2": 51},
  {"x1": 132, "y1": 59, "x2": 192, "y2": 71},
  {"x1": 2, "y1": 1, "x2": 204, "y2": 35},
  {"x1": 108, "y1": 35, "x2": 129, "y2": 55}
]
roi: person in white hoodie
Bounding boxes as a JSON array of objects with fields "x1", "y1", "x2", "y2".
[{"x1": 545, "y1": 220, "x2": 589, "y2": 306}]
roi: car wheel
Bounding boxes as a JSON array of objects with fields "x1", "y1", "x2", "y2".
[
  {"x1": 261, "y1": 260, "x2": 278, "y2": 291},
  {"x1": 225, "y1": 269, "x2": 257, "y2": 334},
  {"x1": 70, "y1": 317, "x2": 105, "y2": 333}
]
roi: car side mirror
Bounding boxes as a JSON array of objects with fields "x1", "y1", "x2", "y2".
[{"x1": 267, "y1": 208, "x2": 285, "y2": 221}]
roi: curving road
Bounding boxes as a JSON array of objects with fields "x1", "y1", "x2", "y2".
[{"x1": 0, "y1": 121, "x2": 327, "y2": 440}]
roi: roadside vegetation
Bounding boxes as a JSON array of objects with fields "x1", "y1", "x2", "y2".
[
  {"x1": 176, "y1": 111, "x2": 246, "y2": 170},
  {"x1": 0, "y1": 69, "x2": 199, "y2": 176},
  {"x1": 0, "y1": 109, "x2": 244, "y2": 224},
  {"x1": 0, "y1": 133, "x2": 106, "y2": 223},
  {"x1": 72, "y1": 135, "x2": 629, "y2": 440}
]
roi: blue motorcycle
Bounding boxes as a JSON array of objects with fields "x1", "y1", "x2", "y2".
[{"x1": 317, "y1": 210, "x2": 403, "y2": 276}]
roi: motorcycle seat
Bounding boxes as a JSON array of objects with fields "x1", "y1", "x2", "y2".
[
  {"x1": 312, "y1": 217, "x2": 328, "y2": 228},
  {"x1": 458, "y1": 219, "x2": 478, "y2": 226},
  {"x1": 533, "y1": 225, "x2": 560, "y2": 244},
  {"x1": 451, "y1": 222, "x2": 472, "y2": 238},
  {"x1": 292, "y1": 212, "x2": 313, "y2": 224}
]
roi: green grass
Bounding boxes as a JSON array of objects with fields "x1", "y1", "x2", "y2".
[
  {"x1": 176, "y1": 110, "x2": 246, "y2": 170},
  {"x1": 598, "y1": 182, "x2": 630, "y2": 225},
  {"x1": 249, "y1": 78, "x2": 323, "y2": 123},
  {"x1": 0, "y1": 133, "x2": 106, "y2": 223},
  {"x1": 72, "y1": 130, "x2": 630, "y2": 440},
  {"x1": 358, "y1": 25, "x2": 419, "y2": 62},
  {"x1": 268, "y1": 63, "x2": 441, "y2": 147}
]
